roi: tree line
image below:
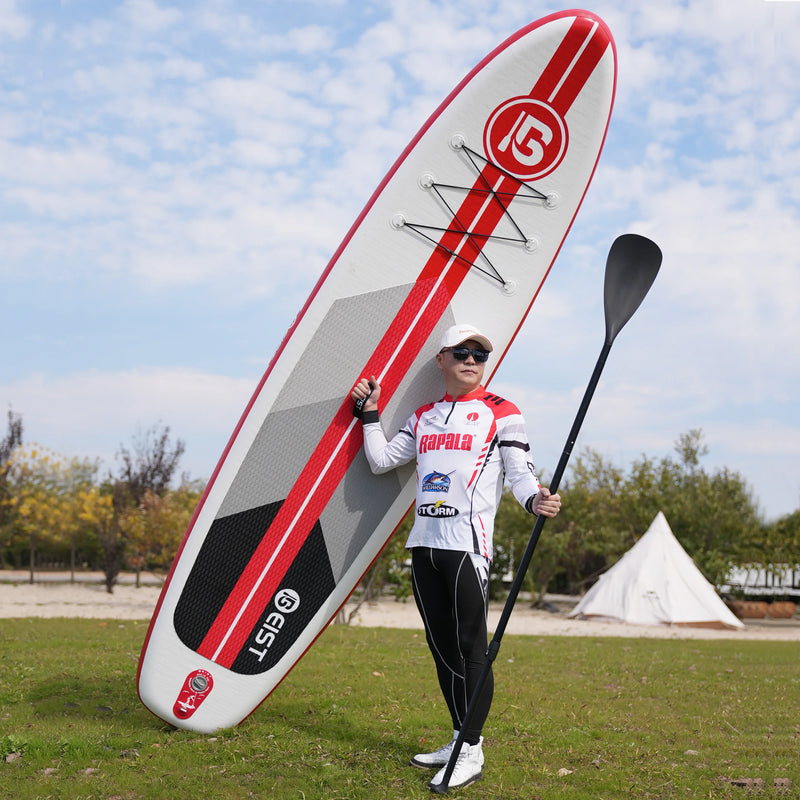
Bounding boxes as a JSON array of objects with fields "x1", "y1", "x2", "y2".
[
  {"x1": 0, "y1": 410, "x2": 200, "y2": 592},
  {"x1": 1, "y1": 409, "x2": 798, "y2": 601},
  {"x1": 492, "y1": 430, "x2": 799, "y2": 602},
  {"x1": 358, "y1": 430, "x2": 800, "y2": 606}
]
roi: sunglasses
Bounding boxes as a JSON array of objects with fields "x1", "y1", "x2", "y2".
[{"x1": 441, "y1": 346, "x2": 490, "y2": 363}]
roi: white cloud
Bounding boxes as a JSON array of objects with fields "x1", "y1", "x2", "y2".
[
  {"x1": 162, "y1": 58, "x2": 207, "y2": 82},
  {"x1": 0, "y1": 0, "x2": 31, "y2": 39},
  {"x1": 1, "y1": 369, "x2": 257, "y2": 480},
  {"x1": 1, "y1": 0, "x2": 799, "y2": 520},
  {"x1": 283, "y1": 24, "x2": 337, "y2": 55},
  {"x1": 73, "y1": 60, "x2": 158, "y2": 95},
  {"x1": 0, "y1": 141, "x2": 118, "y2": 188},
  {"x1": 121, "y1": 0, "x2": 182, "y2": 33}
]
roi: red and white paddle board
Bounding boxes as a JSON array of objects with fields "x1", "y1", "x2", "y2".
[{"x1": 138, "y1": 9, "x2": 616, "y2": 732}]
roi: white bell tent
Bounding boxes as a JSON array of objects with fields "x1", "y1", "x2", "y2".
[{"x1": 569, "y1": 511, "x2": 744, "y2": 629}]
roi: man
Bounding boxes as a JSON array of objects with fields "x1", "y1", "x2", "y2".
[{"x1": 351, "y1": 323, "x2": 561, "y2": 790}]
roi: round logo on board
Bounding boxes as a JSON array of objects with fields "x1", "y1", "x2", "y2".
[
  {"x1": 274, "y1": 588, "x2": 300, "y2": 613},
  {"x1": 484, "y1": 97, "x2": 567, "y2": 180}
]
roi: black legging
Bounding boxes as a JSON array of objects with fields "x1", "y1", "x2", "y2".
[{"x1": 411, "y1": 547, "x2": 493, "y2": 745}]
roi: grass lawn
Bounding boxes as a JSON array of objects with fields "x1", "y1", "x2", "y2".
[{"x1": 0, "y1": 618, "x2": 797, "y2": 799}]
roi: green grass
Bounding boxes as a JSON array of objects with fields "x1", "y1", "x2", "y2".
[{"x1": 0, "y1": 618, "x2": 797, "y2": 799}]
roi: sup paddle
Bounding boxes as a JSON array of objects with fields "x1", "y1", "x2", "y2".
[{"x1": 431, "y1": 233, "x2": 662, "y2": 793}]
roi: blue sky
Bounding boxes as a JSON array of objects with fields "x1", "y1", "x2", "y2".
[{"x1": 2, "y1": 0, "x2": 798, "y2": 521}]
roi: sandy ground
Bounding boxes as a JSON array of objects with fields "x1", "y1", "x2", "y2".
[{"x1": 2, "y1": 571, "x2": 799, "y2": 641}]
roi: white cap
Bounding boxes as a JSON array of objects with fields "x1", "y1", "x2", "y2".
[{"x1": 438, "y1": 324, "x2": 493, "y2": 353}]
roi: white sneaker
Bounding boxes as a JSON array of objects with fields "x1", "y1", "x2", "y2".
[
  {"x1": 428, "y1": 739, "x2": 484, "y2": 791},
  {"x1": 410, "y1": 731, "x2": 459, "y2": 769}
]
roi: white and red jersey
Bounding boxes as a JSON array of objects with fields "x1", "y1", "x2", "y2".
[{"x1": 361, "y1": 386, "x2": 541, "y2": 559}]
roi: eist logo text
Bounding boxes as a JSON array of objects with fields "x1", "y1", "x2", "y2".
[
  {"x1": 247, "y1": 588, "x2": 301, "y2": 663},
  {"x1": 418, "y1": 432, "x2": 474, "y2": 453}
]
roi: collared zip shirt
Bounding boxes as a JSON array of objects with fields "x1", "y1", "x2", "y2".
[{"x1": 361, "y1": 386, "x2": 541, "y2": 559}]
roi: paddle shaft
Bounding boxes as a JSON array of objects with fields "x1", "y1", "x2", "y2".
[
  {"x1": 429, "y1": 234, "x2": 660, "y2": 792},
  {"x1": 489, "y1": 339, "x2": 611, "y2": 640}
]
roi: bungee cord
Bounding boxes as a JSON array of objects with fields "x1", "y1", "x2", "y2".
[{"x1": 397, "y1": 143, "x2": 551, "y2": 288}]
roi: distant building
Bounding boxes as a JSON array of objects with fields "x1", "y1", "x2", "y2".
[{"x1": 721, "y1": 564, "x2": 800, "y2": 599}]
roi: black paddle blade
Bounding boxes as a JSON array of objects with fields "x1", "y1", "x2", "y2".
[{"x1": 603, "y1": 233, "x2": 662, "y2": 344}]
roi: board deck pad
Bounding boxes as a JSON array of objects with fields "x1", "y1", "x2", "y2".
[{"x1": 138, "y1": 10, "x2": 617, "y2": 731}]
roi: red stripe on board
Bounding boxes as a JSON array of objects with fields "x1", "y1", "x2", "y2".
[
  {"x1": 209, "y1": 410, "x2": 361, "y2": 665},
  {"x1": 551, "y1": 24, "x2": 610, "y2": 115},
  {"x1": 199, "y1": 168, "x2": 517, "y2": 665},
  {"x1": 530, "y1": 16, "x2": 598, "y2": 103},
  {"x1": 374, "y1": 174, "x2": 522, "y2": 410},
  {"x1": 198, "y1": 18, "x2": 610, "y2": 669}
]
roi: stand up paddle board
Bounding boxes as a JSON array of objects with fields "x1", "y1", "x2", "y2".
[{"x1": 138, "y1": 9, "x2": 617, "y2": 732}]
